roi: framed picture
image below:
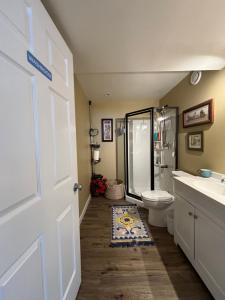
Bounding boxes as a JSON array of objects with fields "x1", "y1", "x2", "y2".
[
  {"x1": 183, "y1": 99, "x2": 214, "y2": 128},
  {"x1": 187, "y1": 131, "x2": 203, "y2": 151},
  {"x1": 101, "y1": 119, "x2": 113, "y2": 142}
]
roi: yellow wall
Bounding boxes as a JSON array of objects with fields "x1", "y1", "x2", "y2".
[
  {"x1": 160, "y1": 70, "x2": 225, "y2": 175},
  {"x1": 92, "y1": 99, "x2": 159, "y2": 180},
  {"x1": 75, "y1": 77, "x2": 91, "y2": 215}
]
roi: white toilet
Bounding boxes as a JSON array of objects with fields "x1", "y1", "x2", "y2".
[{"x1": 141, "y1": 190, "x2": 174, "y2": 227}]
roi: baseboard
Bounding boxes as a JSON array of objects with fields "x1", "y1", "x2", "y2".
[{"x1": 79, "y1": 194, "x2": 91, "y2": 224}]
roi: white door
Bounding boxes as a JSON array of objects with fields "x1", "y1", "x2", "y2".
[
  {"x1": 195, "y1": 210, "x2": 225, "y2": 300},
  {"x1": 174, "y1": 195, "x2": 195, "y2": 262},
  {"x1": 0, "y1": 1, "x2": 81, "y2": 300}
]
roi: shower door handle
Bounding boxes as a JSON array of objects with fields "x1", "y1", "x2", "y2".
[
  {"x1": 160, "y1": 165, "x2": 168, "y2": 169},
  {"x1": 154, "y1": 164, "x2": 168, "y2": 168}
]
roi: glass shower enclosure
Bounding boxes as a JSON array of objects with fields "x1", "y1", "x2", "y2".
[{"x1": 125, "y1": 107, "x2": 178, "y2": 200}]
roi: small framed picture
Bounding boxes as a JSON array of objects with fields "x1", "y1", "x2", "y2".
[
  {"x1": 183, "y1": 99, "x2": 213, "y2": 128},
  {"x1": 101, "y1": 119, "x2": 113, "y2": 142},
  {"x1": 187, "y1": 131, "x2": 203, "y2": 151}
]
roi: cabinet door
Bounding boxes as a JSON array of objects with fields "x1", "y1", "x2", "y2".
[
  {"x1": 195, "y1": 210, "x2": 225, "y2": 300},
  {"x1": 174, "y1": 195, "x2": 195, "y2": 261}
]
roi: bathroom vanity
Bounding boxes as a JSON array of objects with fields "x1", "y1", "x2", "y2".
[{"x1": 174, "y1": 174, "x2": 225, "y2": 300}]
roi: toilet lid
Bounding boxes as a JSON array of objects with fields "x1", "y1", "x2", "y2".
[{"x1": 141, "y1": 190, "x2": 173, "y2": 202}]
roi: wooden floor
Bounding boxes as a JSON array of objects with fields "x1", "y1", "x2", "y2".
[{"x1": 77, "y1": 197, "x2": 213, "y2": 300}]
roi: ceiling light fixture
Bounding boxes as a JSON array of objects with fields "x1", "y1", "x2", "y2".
[{"x1": 190, "y1": 71, "x2": 202, "y2": 85}]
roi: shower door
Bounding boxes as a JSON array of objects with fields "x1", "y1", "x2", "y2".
[
  {"x1": 125, "y1": 107, "x2": 178, "y2": 200},
  {"x1": 125, "y1": 108, "x2": 154, "y2": 199}
]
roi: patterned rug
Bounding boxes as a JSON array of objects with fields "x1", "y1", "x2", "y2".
[{"x1": 111, "y1": 205, "x2": 154, "y2": 247}]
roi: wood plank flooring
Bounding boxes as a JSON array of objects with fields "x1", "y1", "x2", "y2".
[{"x1": 77, "y1": 197, "x2": 213, "y2": 300}]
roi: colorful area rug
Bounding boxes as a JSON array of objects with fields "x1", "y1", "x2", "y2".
[{"x1": 111, "y1": 205, "x2": 154, "y2": 247}]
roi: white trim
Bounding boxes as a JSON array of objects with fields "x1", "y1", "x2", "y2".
[
  {"x1": 125, "y1": 195, "x2": 145, "y2": 207},
  {"x1": 79, "y1": 194, "x2": 91, "y2": 224}
]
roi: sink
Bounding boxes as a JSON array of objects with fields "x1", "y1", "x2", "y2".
[
  {"x1": 174, "y1": 174, "x2": 225, "y2": 206},
  {"x1": 193, "y1": 179, "x2": 225, "y2": 196}
]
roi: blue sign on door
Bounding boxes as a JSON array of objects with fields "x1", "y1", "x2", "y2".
[{"x1": 27, "y1": 51, "x2": 52, "y2": 81}]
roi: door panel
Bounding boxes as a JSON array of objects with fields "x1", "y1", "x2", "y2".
[
  {"x1": 48, "y1": 36, "x2": 68, "y2": 84},
  {"x1": 51, "y1": 92, "x2": 71, "y2": 184},
  {"x1": 0, "y1": 199, "x2": 43, "y2": 279},
  {"x1": 57, "y1": 205, "x2": 76, "y2": 299},
  {"x1": 0, "y1": 239, "x2": 46, "y2": 300},
  {"x1": 0, "y1": 55, "x2": 38, "y2": 212},
  {"x1": 0, "y1": 0, "x2": 29, "y2": 40},
  {"x1": 174, "y1": 195, "x2": 195, "y2": 261},
  {"x1": 0, "y1": 1, "x2": 31, "y2": 68}
]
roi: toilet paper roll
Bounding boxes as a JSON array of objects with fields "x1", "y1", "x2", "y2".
[{"x1": 93, "y1": 150, "x2": 100, "y2": 161}]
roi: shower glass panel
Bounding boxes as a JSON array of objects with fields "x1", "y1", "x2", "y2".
[
  {"x1": 126, "y1": 109, "x2": 153, "y2": 199},
  {"x1": 153, "y1": 107, "x2": 178, "y2": 194}
]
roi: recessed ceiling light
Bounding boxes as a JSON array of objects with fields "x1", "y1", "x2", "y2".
[{"x1": 104, "y1": 92, "x2": 111, "y2": 97}]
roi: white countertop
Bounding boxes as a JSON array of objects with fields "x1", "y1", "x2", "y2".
[{"x1": 174, "y1": 176, "x2": 225, "y2": 206}]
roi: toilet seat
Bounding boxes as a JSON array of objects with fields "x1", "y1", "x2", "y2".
[
  {"x1": 141, "y1": 190, "x2": 174, "y2": 227},
  {"x1": 141, "y1": 190, "x2": 173, "y2": 203}
]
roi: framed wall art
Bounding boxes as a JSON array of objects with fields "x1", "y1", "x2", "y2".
[
  {"x1": 187, "y1": 131, "x2": 203, "y2": 151},
  {"x1": 101, "y1": 118, "x2": 113, "y2": 142},
  {"x1": 183, "y1": 99, "x2": 214, "y2": 128}
]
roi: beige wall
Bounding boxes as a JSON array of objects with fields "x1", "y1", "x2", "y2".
[
  {"x1": 92, "y1": 99, "x2": 159, "y2": 180},
  {"x1": 160, "y1": 70, "x2": 225, "y2": 175},
  {"x1": 75, "y1": 77, "x2": 91, "y2": 215}
]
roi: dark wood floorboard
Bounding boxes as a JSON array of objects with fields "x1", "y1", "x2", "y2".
[{"x1": 77, "y1": 197, "x2": 213, "y2": 300}]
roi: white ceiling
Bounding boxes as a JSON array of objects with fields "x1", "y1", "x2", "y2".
[
  {"x1": 77, "y1": 72, "x2": 187, "y2": 102},
  {"x1": 42, "y1": 0, "x2": 225, "y2": 101}
]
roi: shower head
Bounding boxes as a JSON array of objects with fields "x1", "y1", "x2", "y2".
[
  {"x1": 115, "y1": 127, "x2": 125, "y2": 136},
  {"x1": 157, "y1": 105, "x2": 168, "y2": 114},
  {"x1": 115, "y1": 120, "x2": 126, "y2": 136},
  {"x1": 161, "y1": 106, "x2": 168, "y2": 116}
]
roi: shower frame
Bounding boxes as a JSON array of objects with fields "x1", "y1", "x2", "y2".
[{"x1": 125, "y1": 106, "x2": 179, "y2": 201}]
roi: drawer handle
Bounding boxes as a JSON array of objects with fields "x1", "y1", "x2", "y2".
[{"x1": 188, "y1": 212, "x2": 193, "y2": 216}]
